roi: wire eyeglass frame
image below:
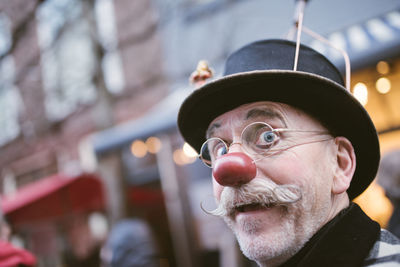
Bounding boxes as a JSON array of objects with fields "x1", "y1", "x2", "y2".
[{"x1": 199, "y1": 121, "x2": 333, "y2": 168}]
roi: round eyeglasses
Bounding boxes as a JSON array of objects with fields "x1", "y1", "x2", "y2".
[{"x1": 199, "y1": 122, "x2": 333, "y2": 167}]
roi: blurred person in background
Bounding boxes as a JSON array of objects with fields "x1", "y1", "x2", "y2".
[
  {"x1": 100, "y1": 219, "x2": 159, "y2": 267},
  {"x1": 63, "y1": 214, "x2": 101, "y2": 267},
  {"x1": 178, "y1": 39, "x2": 400, "y2": 266},
  {"x1": 0, "y1": 210, "x2": 36, "y2": 267},
  {"x1": 377, "y1": 149, "x2": 400, "y2": 238}
]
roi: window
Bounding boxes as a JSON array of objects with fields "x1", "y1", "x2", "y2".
[
  {"x1": 0, "y1": 14, "x2": 22, "y2": 146},
  {"x1": 36, "y1": 0, "x2": 97, "y2": 121},
  {"x1": 95, "y1": 0, "x2": 125, "y2": 94}
]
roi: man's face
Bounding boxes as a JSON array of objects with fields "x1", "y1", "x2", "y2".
[{"x1": 207, "y1": 101, "x2": 339, "y2": 266}]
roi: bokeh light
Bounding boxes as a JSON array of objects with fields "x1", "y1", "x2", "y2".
[
  {"x1": 353, "y1": 82, "x2": 368, "y2": 106},
  {"x1": 173, "y1": 148, "x2": 196, "y2": 165},
  {"x1": 131, "y1": 140, "x2": 147, "y2": 158},
  {"x1": 182, "y1": 143, "x2": 198, "y2": 158},
  {"x1": 376, "y1": 77, "x2": 391, "y2": 94},
  {"x1": 146, "y1": 136, "x2": 162, "y2": 154},
  {"x1": 376, "y1": 61, "x2": 390, "y2": 75}
]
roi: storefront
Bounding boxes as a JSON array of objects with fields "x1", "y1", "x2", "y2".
[{"x1": 0, "y1": 173, "x2": 106, "y2": 267}]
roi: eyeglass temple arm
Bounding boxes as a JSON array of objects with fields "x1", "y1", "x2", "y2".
[
  {"x1": 251, "y1": 136, "x2": 334, "y2": 164},
  {"x1": 274, "y1": 128, "x2": 330, "y2": 134}
]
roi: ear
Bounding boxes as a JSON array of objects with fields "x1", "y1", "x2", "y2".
[{"x1": 332, "y1": 137, "x2": 356, "y2": 195}]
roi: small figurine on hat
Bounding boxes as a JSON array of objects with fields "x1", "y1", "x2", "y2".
[{"x1": 189, "y1": 60, "x2": 214, "y2": 87}]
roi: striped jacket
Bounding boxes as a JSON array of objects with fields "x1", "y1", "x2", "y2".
[
  {"x1": 364, "y1": 229, "x2": 400, "y2": 266},
  {"x1": 281, "y1": 203, "x2": 400, "y2": 267}
]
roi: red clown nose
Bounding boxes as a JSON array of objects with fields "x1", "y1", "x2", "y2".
[{"x1": 212, "y1": 152, "x2": 257, "y2": 186}]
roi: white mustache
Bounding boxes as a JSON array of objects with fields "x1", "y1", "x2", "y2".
[{"x1": 206, "y1": 178, "x2": 302, "y2": 218}]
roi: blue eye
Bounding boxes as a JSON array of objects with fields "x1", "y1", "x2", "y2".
[
  {"x1": 241, "y1": 122, "x2": 280, "y2": 153},
  {"x1": 262, "y1": 131, "x2": 277, "y2": 143},
  {"x1": 216, "y1": 145, "x2": 228, "y2": 157}
]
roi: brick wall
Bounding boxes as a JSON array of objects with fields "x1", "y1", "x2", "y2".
[{"x1": 0, "y1": 0, "x2": 169, "y2": 191}]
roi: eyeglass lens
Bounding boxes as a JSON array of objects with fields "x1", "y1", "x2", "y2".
[
  {"x1": 200, "y1": 122, "x2": 277, "y2": 167},
  {"x1": 242, "y1": 122, "x2": 277, "y2": 154},
  {"x1": 200, "y1": 137, "x2": 228, "y2": 167}
]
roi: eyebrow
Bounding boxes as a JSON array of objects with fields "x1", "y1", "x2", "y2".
[
  {"x1": 206, "y1": 107, "x2": 287, "y2": 138},
  {"x1": 206, "y1": 122, "x2": 221, "y2": 138},
  {"x1": 245, "y1": 108, "x2": 287, "y2": 127}
]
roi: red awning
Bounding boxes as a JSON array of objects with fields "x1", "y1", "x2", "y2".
[{"x1": 0, "y1": 173, "x2": 105, "y2": 225}]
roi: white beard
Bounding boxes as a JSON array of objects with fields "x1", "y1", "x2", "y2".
[
  {"x1": 217, "y1": 179, "x2": 329, "y2": 266},
  {"x1": 227, "y1": 207, "x2": 308, "y2": 266}
]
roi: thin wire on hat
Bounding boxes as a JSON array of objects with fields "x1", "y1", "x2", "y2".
[
  {"x1": 293, "y1": 0, "x2": 306, "y2": 72},
  {"x1": 288, "y1": 0, "x2": 351, "y2": 91}
]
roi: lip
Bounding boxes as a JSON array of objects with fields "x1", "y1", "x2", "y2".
[
  {"x1": 234, "y1": 204, "x2": 285, "y2": 234},
  {"x1": 233, "y1": 203, "x2": 272, "y2": 217}
]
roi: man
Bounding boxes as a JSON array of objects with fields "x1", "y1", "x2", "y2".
[
  {"x1": 177, "y1": 39, "x2": 400, "y2": 266},
  {"x1": 100, "y1": 219, "x2": 159, "y2": 267}
]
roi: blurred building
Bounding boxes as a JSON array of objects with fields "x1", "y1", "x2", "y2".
[
  {"x1": 0, "y1": 0, "x2": 400, "y2": 267},
  {"x1": 0, "y1": 0, "x2": 171, "y2": 266}
]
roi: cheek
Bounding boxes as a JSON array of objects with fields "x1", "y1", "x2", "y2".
[
  {"x1": 258, "y1": 156, "x2": 308, "y2": 186},
  {"x1": 257, "y1": 154, "x2": 328, "y2": 201},
  {"x1": 270, "y1": 152, "x2": 334, "y2": 199},
  {"x1": 212, "y1": 177, "x2": 223, "y2": 200}
]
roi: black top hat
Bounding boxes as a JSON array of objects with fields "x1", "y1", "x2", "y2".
[{"x1": 178, "y1": 39, "x2": 380, "y2": 199}]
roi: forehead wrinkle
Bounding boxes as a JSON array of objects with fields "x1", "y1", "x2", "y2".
[
  {"x1": 245, "y1": 107, "x2": 287, "y2": 127},
  {"x1": 206, "y1": 105, "x2": 288, "y2": 139}
]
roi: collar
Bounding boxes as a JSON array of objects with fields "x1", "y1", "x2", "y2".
[{"x1": 281, "y1": 203, "x2": 380, "y2": 267}]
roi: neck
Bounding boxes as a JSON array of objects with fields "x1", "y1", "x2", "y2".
[{"x1": 326, "y1": 192, "x2": 350, "y2": 223}]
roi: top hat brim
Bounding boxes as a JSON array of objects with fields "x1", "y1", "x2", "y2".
[{"x1": 178, "y1": 70, "x2": 380, "y2": 199}]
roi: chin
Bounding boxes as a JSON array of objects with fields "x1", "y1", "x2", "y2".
[
  {"x1": 225, "y1": 203, "x2": 322, "y2": 266},
  {"x1": 236, "y1": 218, "x2": 302, "y2": 266}
]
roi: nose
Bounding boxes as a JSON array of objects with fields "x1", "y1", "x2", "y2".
[{"x1": 212, "y1": 152, "x2": 257, "y2": 187}]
